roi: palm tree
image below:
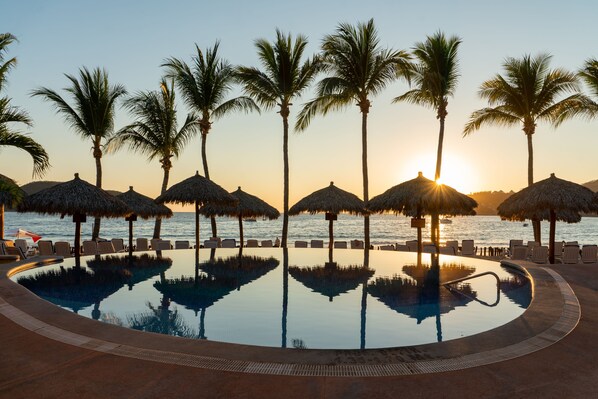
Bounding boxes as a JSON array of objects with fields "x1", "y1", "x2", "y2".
[
  {"x1": 163, "y1": 41, "x2": 259, "y2": 239},
  {"x1": 32, "y1": 67, "x2": 126, "y2": 240},
  {"x1": 0, "y1": 33, "x2": 50, "y2": 178},
  {"x1": 237, "y1": 30, "x2": 321, "y2": 248},
  {"x1": 463, "y1": 54, "x2": 584, "y2": 242},
  {"x1": 393, "y1": 31, "x2": 461, "y2": 248},
  {"x1": 106, "y1": 79, "x2": 199, "y2": 238},
  {"x1": 296, "y1": 19, "x2": 412, "y2": 250},
  {"x1": 578, "y1": 58, "x2": 598, "y2": 117}
]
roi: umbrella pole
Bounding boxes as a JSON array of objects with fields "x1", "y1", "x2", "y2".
[
  {"x1": 549, "y1": 209, "x2": 556, "y2": 264},
  {"x1": 239, "y1": 215, "x2": 244, "y2": 248},
  {"x1": 329, "y1": 218, "x2": 334, "y2": 249},
  {"x1": 128, "y1": 219, "x2": 133, "y2": 258},
  {"x1": 74, "y1": 219, "x2": 81, "y2": 268},
  {"x1": 195, "y1": 201, "x2": 200, "y2": 250}
]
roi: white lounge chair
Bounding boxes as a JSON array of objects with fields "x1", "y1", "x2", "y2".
[
  {"x1": 379, "y1": 244, "x2": 395, "y2": 251},
  {"x1": 395, "y1": 244, "x2": 410, "y2": 252},
  {"x1": 405, "y1": 240, "x2": 418, "y2": 252},
  {"x1": 581, "y1": 245, "x2": 598, "y2": 264},
  {"x1": 511, "y1": 246, "x2": 528, "y2": 260},
  {"x1": 553, "y1": 241, "x2": 564, "y2": 262},
  {"x1": 333, "y1": 241, "x2": 347, "y2": 249},
  {"x1": 509, "y1": 239, "x2": 523, "y2": 256},
  {"x1": 245, "y1": 239, "x2": 259, "y2": 248},
  {"x1": 54, "y1": 241, "x2": 72, "y2": 257},
  {"x1": 350, "y1": 240, "x2": 364, "y2": 249},
  {"x1": 294, "y1": 240, "x2": 308, "y2": 248},
  {"x1": 97, "y1": 241, "x2": 115, "y2": 254},
  {"x1": 222, "y1": 239, "x2": 236, "y2": 248},
  {"x1": 111, "y1": 238, "x2": 126, "y2": 252},
  {"x1": 531, "y1": 245, "x2": 548, "y2": 264},
  {"x1": 562, "y1": 245, "x2": 580, "y2": 264},
  {"x1": 445, "y1": 240, "x2": 458, "y2": 254},
  {"x1": 136, "y1": 238, "x2": 149, "y2": 251},
  {"x1": 440, "y1": 246, "x2": 456, "y2": 255},
  {"x1": 204, "y1": 239, "x2": 219, "y2": 248},
  {"x1": 175, "y1": 240, "x2": 190, "y2": 249},
  {"x1": 423, "y1": 245, "x2": 437, "y2": 254},
  {"x1": 14, "y1": 239, "x2": 28, "y2": 255},
  {"x1": 4, "y1": 245, "x2": 26, "y2": 260},
  {"x1": 261, "y1": 240, "x2": 273, "y2": 248},
  {"x1": 155, "y1": 240, "x2": 171, "y2": 251},
  {"x1": 38, "y1": 240, "x2": 54, "y2": 256},
  {"x1": 461, "y1": 240, "x2": 476, "y2": 256},
  {"x1": 310, "y1": 240, "x2": 324, "y2": 248},
  {"x1": 82, "y1": 240, "x2": 97, "y2": 256}
]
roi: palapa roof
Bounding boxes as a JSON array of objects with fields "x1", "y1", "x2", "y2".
[
  {"x1": 199, "y1": 187, "x2": 280, "y2": 219},
  {"x1": 17, "y1": 173, "x2": 130, "y2": 218},
  {"x1": 368, "y1": 172, "x2": 477, "y2": 217},
  {"x1": 289, "y1": 182, "x2": 366, "y2": 216},
  {"x1": 0, "y1": 173, "x2": 24, "y2": 207},
  {"x1": 155, "y1": 171, "x2": 237, "y2": 207},
  {"x1": 117, "y1": 186, "x2": 173, "y2": 219},
  {"x1": 497, "y1": 173, "x2": 598, "y2": 223}
]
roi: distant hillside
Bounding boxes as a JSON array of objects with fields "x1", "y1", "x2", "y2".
[
  {"x1": 583, "y1": 179, "x2": 598, "y2": 192},
  {"x1": 468, "y1": 191, "x2": 514, "y2": 215}
]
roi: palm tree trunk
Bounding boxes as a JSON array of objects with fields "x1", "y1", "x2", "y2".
[
  {"x1": 153, "y1": 167, "x2": 170, "y2": 239},
  {"x1": 361, "y1": 111, "x2": 370, "y2": 250},
  {"x1": 92, "y1": 145, "x2": 102, "y2": 241},
  {"x1": 238, "y1": 215, "x2": 244, "y2": 248},
  {"x1": 0, "y1": 204, "x2": 4, "y2": 240},
  {"x1": 526, "y1": 133, "x2": 541, "y2": 242},
  {"x1": 201, "y1": 133, "x2": 218, "y2": 239},
  {"x1": 281, "y1": 114, "x2": 290, "y2": 248},
  {"x1": 432, "y1": 114, "x2": 446, "y2": 250}
]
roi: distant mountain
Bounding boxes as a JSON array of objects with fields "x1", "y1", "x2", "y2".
[
  {"x1": 583, "y1": 179, "x2": 598, "y2": 192},
  {"x1": 468, "y1": 191, "x2": 515, "y2": 215}
]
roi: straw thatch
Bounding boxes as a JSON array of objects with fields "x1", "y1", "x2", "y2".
[
  {"x1": 368, "y1": 172, "x2": 477, "y2": 217},
  {"x1": 0, "y1": 174, "x2": 24, "y2": 207},
  {"x1": 18, "y1": 173, "x2": 130, "y2": 217},
  {"x1": 117, "y1": 186, "x2": 173, "y2": 219},
  {"x1": 289, "y1": 182, "x2": 366, "y2": 216},
  {"x1": 200, "y1": 187, "x2": 279, "y2": 219},
  {"x1": 155, "y1": 171, "x2": 237, "y2": 207},
  {"x1": 497, "y1": 173, "x2": 598, "y2": 223}
]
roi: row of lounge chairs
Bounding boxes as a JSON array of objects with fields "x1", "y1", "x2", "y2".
[
  {"x1": 509, "y1": 240, "x2": 598, "y2": 264},
  {"x1": 293, "y1": 240, "x2": 364, "y2": 249},
  {"x1": 378, "y1": 240, "x2": 477, "y2": 256}
]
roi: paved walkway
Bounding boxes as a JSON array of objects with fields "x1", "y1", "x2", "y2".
[{"x1": 0, "y1": 257, "x2": 597, "y2": 398}]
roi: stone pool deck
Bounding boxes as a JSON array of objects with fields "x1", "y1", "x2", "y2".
[{"x1": 0, "y1": 255, "x2": 597, "y2": 398}]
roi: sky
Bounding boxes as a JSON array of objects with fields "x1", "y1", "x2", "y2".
[{"x1": 1, "y1": 0, "x2": 597, "y2": 211}]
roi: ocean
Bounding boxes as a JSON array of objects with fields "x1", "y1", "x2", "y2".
[{"x1": 4, "y1": 212, "x2": 598, "y2": 249}]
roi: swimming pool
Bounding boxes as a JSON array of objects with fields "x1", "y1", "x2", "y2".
[{"x1": 12, "y1": 248, "x2": 531, "y2": 350}]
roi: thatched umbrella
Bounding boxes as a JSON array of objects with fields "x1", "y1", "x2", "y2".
[
  {"x1": 155, "y1": 171, "x2": 237, "y2": 249},
  {"x1": 289, "y1": 182, "x2": 366, "y2": 249},
  {"x1": 0, "y1": 174, "x2": 25, "y2": 240},
  {"x1": 369, "y1": 172, "x2": 477, "y2": 252},
  {"x1": 200, "y1": 187, "x2": 279, "y2": 247},
  {"x1": 18, "y1": 173, "x2": 130, "y2": 264},
  {"x1": 117, "y1": 186, "x2": 173, "y2": 256},
  {"x1": 497, "y1": 173, "x2": 598, "y2": 263}
]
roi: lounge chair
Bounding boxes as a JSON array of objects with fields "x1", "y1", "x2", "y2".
[
  {"x1": 136, "y1": 238, "x2": 149, "y2": 251},
  {"x1": 553, "y1": 241, "x2": 564, "y2": 262},
  {"x1": 333, "y1": 241, "x2": 347, "y2": 249},
  {"x1": 531, "y1": 245, "x2": 548, "y2": 264},
  {"x1": 150, "y1": 238, "x2": 161, "y2": 250},
  {"x1": 405, "y1": 240, "x2": 418, "y2": 252},
  {"x1": 0, "y1": 241, "x2": 19, "y2": 261},
  {"x1": 82, "y1": 240, "x2": 97, "y2": 256},
  {"x1": 111, "y1": 238, "x2": 126, "y2": 252},
  {"x1": 4, "y1": 245, "x2": 26, "y2": 260},
  {"x1": 155, "y1": 240, "x2": 171, "y2": 251},
  {"x1": 37, "y1": 240, "x2": 54, "y2": 256},
  {"x1": 14, "y1": 239, "x2": 29, "y2": 255},
  {"x1": 445, "y1": 240, "x2": 459, "y2": 254},
  {"x1": 210, "y1": 237, "x2": 222, "y2": 247},
  {"x1": 379, "y1": 244, "x2": 395, "y2": 251},
  {"x1": 395, "y1": 244, "x2": 409, "y2": 252},
  {"x1": 461, "y1": 240, "x2": 476, "y2": 256},
  {"x1": 511, "y1": 246, "x2": 528, "y2": 260},
  {"x1": 423, "y1": 245, "x2": 437, "y2": 254},
  {"x1": 310, "y1": 240, "x2": 324, "y2": 248},
  {"x1": 350, "y1": 240, "x2": 364, "y2": 249},
  {"x1": 294, "y1": 241, "x2": 308, "y2": 248},
  {"x1": 175, "y1": 240, "x2": 190, "y2": 249},
  {"x1": 261, "y1": 240, "x2": 273, "y2": 248},
  {"x1": 440, "y1": 246, "x2": 456, "y2": 255},
  {"x1": 508, "y1": 239, "x2": 523, "y2": 256},
  {"x1": 204, "y1": 239, "x2": 219, "y2": 248},
  {"x1": 246, "y1": 239, "x2": 259, "y2": 248},
  {"x1": 97, "y1": 241, "x2": 115, "y2": 254},
  {"x1": 54, "y1": 241, "x2": 72, "y2": 257},
  {"x1": 581, "y1": 245, "x2": 598, "y2": 264},
  {"x1": 221, "y1": 239, "x2": 236, "y2": 248},
  {"x1": 562, "y1": 245, "x2": 580, "y2": 264}
]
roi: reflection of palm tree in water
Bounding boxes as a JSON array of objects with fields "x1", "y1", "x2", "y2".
[
  {"x1": 282, "y1": 248, "x2": 288, "y2": 348},
  {"x1": 127, "y1": 296, "x2": 196, "y2": 338}
]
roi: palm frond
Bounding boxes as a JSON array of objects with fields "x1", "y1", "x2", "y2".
[
  {"x1": 463, "y1": 107, "x2": 520, "y2": 136},
  {"x1": 0, "y1": 131, "x2": 50, "y2": 177}
]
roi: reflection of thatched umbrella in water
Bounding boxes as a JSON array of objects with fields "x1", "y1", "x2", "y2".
[
  {"x1": 368, "y1": 261, "x2": 476, "y2": 342},
  {"x1": 498, "y1": 173, "x2": 598, "y2": 263},
  {"x1": 86, "y1": 253, "x2": 173, "y2": 290},
  {"x1": 17, "y1": 265, "x2": 129, "y2": 317},
  {"x1": 17, "y1": 173, "x2": 130, "y2": 265},
  {"x1": 199, "y1": 187, "x2": 280, "y2": 247},
  {"x1": 369, "y1": 172, "x2": 477, "y2": 252},
  {"x1": 500, "y1": 273, "x2": 532, "y2": 308},
  {"x1": 154, "y1": 253, "x2": 276, "y2": 339},
  {"x1": 155, "y1": 171, "x2": 237, "y2": 250},
  {"x1": 0, "y1": 173, "x2": 25, "y2": 240},
  {"x1": 289, "y1": 182, "x2": 366, "y2": 249},
  {"x1": 116, "y1": 187, "x2": 173, "y2": 256}
]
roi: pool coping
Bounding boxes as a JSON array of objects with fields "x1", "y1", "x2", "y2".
[{"x1": 0, "y1": 254, "x2": 579, "y2": 377}]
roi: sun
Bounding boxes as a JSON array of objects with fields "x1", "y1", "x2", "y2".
[{"x1": 400, "y1": 152, "x2": 478, "y2": 194}]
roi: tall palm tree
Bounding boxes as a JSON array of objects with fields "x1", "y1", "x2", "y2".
[
  {"x1": 107, "y1": 79, "x2": 199, "y2": 238},
  {"x1": 463, "y1": 54, "x2": 584, "y2": 242},
  {"x1": 578, "y1": 58, "x2": 598, "y2": 117},
  {"x1": 237, "y1": 30, "x2": 321, "y2": 248},
  {"x1": 393, "y1": 31, "x2": 461, "y2": 248},
  {"x1": 32, "y1": 67, "x2": 126, "y2": 240},
  {"x1": 163, "y1": 42, "x2": 259, "y2": 239},
  {"x1": 296, "y1": 19, "x2": 412, "y2": 250}
]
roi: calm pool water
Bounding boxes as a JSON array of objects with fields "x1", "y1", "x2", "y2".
[{"x1": 12, "y1": 248, "x2": 531, "y2": 349}]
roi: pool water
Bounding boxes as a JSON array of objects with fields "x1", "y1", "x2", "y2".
[{"x1": 13, "y1": 248, "x2": 531, "y2": 349}]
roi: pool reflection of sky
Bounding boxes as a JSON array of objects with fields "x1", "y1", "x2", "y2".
[{"x1": 13, "y1": 248, "x2": 531, "y2": 350}]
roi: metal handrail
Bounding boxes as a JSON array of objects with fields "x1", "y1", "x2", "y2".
[{"x1": 442, "y1": 271, "x2": 501, "y2": 307}]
